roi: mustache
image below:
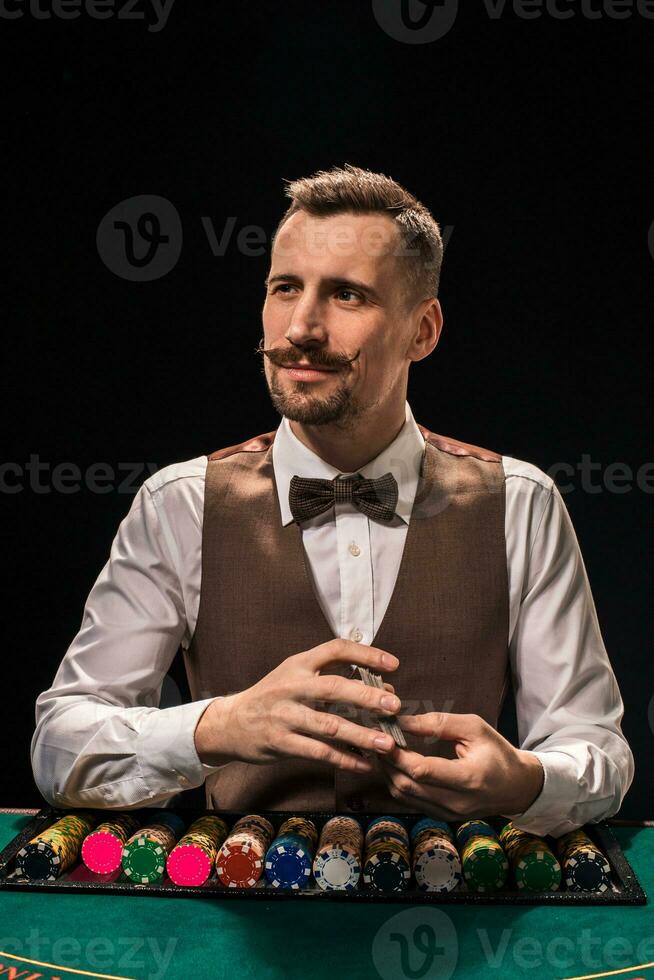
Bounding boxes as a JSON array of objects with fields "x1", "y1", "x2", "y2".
[{"x1": 254, "y1": 338, "x2": 360, "y2": 370}]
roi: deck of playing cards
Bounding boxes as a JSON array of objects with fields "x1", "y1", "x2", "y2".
[{"x1": 357, "y1": 666, "x2": 407, "y2": 748}]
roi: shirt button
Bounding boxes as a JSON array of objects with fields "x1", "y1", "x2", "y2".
[
  {"x1": 351, "y1": 628, "x2": 363, "y2": 642},
  {"x1": 348, "y1": 542, "x2": 361, "y2": 557}
]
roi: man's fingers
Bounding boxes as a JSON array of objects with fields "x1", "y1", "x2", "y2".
[
  {"x1": 307, "y1": 674, "x2": 401, "y2": 715},
  {"x1": 304, "y1": 639, "x2": 399, "y2": 675},
  {"x1": 293, "y1": 705, "x2": 395, "y2": 756},
  {"x1": 382, "y1": 747, "x2": 470, "y2": 791},
  {"x1": 377, "y1": 760, "x2": 470, "y2": 820},
  {"x1": 278, "y1": 731, "x2": 375, "y2": 774},
  {"x1": 377, "y1": 762, "x2": 430, "y2": 803},
  {"x1": 398, "y1": 711, "x2": 483, "y2": 742}
]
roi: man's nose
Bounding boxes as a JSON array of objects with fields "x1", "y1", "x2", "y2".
[{"x1": 285, "y1": 296, "x2": 328, "y2": 347}]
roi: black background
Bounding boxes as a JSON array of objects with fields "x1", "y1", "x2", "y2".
[{"x1": 2, "y1": 1, "x2": 652, "y2": 816}]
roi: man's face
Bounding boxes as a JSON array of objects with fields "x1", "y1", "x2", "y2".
[{"x1": 261, "y1": 209, "x2": 416, "y2": 428}]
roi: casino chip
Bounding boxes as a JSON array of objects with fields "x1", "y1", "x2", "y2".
[
  {"x1": 363, "y1": 850, "x2": 411, "y2": 891},
  {"x1": 313, "y1": 816, "x2": 363, "y2": 891},
  {"x1": 81, "y1": 813, "x2": 140, "y2": 875},
  {"x1": 363, "y1": 816, "x2": 411, "y2": 892},
  {"x1": 122, "y1": 836, "x2": 168, "y2": 884},
  {"x1": 499, "y1": 822, "x2": 561, "y2": 892},
  {"x1": 122, "y1": 813, "x2": 185, "y2": 884},
  {"x1": 17, "y1": 811, "x2": 96, "y2": 881},
  {"x1": 456, "y1": 821, "x2": 508, "y2": 892},
  {"x1": 313, "y1": 845, "x2": 361, "y2": 890},
  {"x1": 555, "y1": 829, "x2": 611, "y2": 893},
  {"x1": 564, "y1": 851, "x2": 611, "y2": 892},
  {"x1": 167, "y1": 815, "x2": 228, "y2": 887},
  {"x1": 414, "y1": 845, "x2": 462, "y2": 892},
  {"x1": 215, "y1": 814, "x2": 274, "y2": 888}
]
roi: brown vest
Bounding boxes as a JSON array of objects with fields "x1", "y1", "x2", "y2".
[{"x1": 183, "y1": 423, "x2": 509, "y2": 814}]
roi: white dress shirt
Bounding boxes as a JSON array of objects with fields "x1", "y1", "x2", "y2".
[{"x1": 31, "y1": 401, "x2": 634, "y2": 835}]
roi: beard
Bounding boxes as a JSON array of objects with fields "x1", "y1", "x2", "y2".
[
  {"x1": 265, "y1": 364, "x2": 366, "y2": 428},
  {"x1": 259, "y1": 338, "x2": 365, "y2": 428}
]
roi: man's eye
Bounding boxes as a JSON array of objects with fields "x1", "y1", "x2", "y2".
[
  {"x1": 272, "y1": 283, "x2": 295, "y2": 294},
  {"x1": 336, "y1": 289, "x2": 361, "y2": 302}
]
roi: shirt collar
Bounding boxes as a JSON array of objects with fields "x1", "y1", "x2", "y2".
[{"x1": 272, "y1": 400, "x2": 425, "y2": 527}]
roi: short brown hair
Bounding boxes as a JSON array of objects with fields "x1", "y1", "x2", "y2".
[{"x1": 272, "y1": 163, "x2": 444, "y2": 309}]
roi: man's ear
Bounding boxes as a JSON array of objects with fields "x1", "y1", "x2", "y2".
[{"x1": 407, "y1": 298, "x2": 442, "y2": 363}]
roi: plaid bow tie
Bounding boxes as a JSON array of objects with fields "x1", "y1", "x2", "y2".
[{"x1": 288, "y1": 471, "x2": 399, "y2": 524}]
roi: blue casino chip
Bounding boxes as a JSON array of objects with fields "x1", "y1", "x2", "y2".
[{"x1": 264, "y1": 834, "x2": 313, "y2": 890}]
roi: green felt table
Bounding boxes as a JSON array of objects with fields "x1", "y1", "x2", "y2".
[{"x1": 0, "y1": 811, "x2": 652, "y2": 980}]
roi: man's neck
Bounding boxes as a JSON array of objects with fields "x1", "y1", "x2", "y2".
[{"x1": 288, "y1": 404, "x2": 407, "y2": 473}]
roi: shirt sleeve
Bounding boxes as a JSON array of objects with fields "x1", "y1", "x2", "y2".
[
  {"x1": 30, "y1": 478, "x2": 224, "y2": 810},
  {"x1": 506, "y1": 480, "x2": 634, "y2": 837}
]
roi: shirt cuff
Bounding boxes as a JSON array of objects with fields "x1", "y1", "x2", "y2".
[
  {"x1": 504, "y1": 750, "x2": 584, "y2": 838},
  {"x1": 136, "y1": 698, "x2": 229, "y2": 794}
]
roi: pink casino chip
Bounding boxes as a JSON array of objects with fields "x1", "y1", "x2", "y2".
[
  {"x1": 81, "y1": 830, "x2": 125, "y2": 874},
  {"x1": 166, "y1": 843, "x2": 213, "y2": 886}
]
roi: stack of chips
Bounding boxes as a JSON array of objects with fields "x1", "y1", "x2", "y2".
[
  {"x1": 313, "y1": 816, "x2": 363, "y2": 891},
  {"x1": 166, "y1": 815, "x2": 229, "y2": 886},
  {"x1": 121, "y1": 811, "x2": 186, "y2": 884},
  {"x1": 215, "y1": 814, "x2": 274, "y2": 888},
  {"x1": 410, "y1": 818, "x2": 462, "y2": 893},
  {"x1": 499, "y1": 822, "x2": 562, "y2": 891},
  {"x1": 362, "y1": 816, "x2": 412, "y2": 893},
  {"x1": 81, "y1": 812, "x2": 140, "y2": 875},
  {"x1": 456, "y1": 820, "x2": 508, "y2": 893},
  {"x1": 17, "y1": 811, "x2": 97, "y2": 880},
  {"x1": 555, "y1": 829, "x2": 612, "y2": 893},
  {"x1": 264, "y1": 817, "x2": 318, "y2": 890}
]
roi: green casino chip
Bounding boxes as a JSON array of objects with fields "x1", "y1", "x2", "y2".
[{"x1": 122, "y1": 837, "x2": 167, "y2": 883}]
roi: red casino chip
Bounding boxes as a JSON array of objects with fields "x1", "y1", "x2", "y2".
[{"x1": 215, "y1": 841, "x2": 265, "y2": 888}]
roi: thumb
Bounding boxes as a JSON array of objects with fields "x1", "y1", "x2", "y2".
[{"x1": 398, "y1": 711, "x2": 483, "y2": 742}]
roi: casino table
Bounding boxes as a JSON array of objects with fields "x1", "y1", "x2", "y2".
[{"x1": 0, "y1": 809, "x2": 652, "y2": 980}]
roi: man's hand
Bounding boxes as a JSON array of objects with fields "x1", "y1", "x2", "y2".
[
  {"x1": 378, "y1": 711, "x2": 544, "y2": 820},
  {"x1": 194, "y1": 639, "x2": 401, "y2": 773}
]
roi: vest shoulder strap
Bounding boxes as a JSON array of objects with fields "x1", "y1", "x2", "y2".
[
  {"x1": 417, "y1": 424, "x2": 501, "y2": 463},
  {"x1": 208, "y1": 431, "x2": 276, "y2": 461},
  {"x1": 207, "y1": 424, "x2": 501, "y2": 463}
]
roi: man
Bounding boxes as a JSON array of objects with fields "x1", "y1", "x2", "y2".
[{"x1": 31, "y1": 164, "x2": 633, "y2": 836}]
